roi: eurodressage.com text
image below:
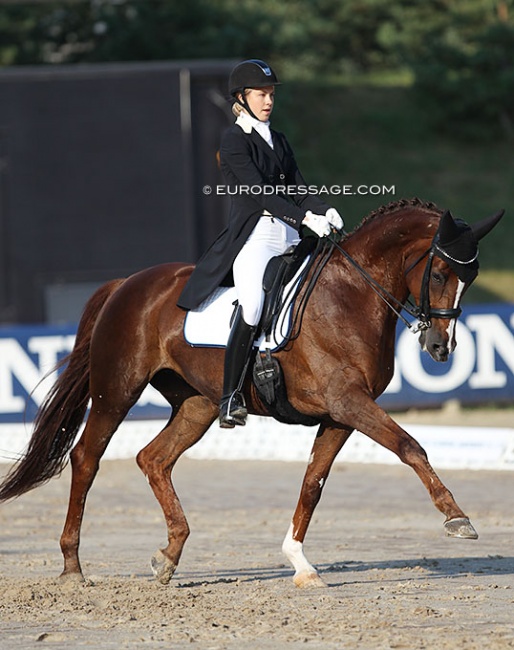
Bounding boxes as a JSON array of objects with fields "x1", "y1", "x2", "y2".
[{"x1": 203, "y1": 184, "x2": 396, "y2": 197}]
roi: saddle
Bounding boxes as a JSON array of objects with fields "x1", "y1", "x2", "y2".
[
  {"x1": 260, "y1": 235, "x2": 318, "y2": 337},
  {"x1": 251, "y1": 236, "x2": 321, "y2": 427}
]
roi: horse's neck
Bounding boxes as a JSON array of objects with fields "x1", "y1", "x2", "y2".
[{"x1": 335, "y1": 209, "x2": 437, "y2": 307}]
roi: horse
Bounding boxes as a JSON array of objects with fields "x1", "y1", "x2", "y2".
[{"x1": 0, "y1": 198, "x2": 504, "y2": 589}]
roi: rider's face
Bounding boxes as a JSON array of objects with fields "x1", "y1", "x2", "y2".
[{"x1": 243, "y1": 86, "x2": 275, "y2": 121}]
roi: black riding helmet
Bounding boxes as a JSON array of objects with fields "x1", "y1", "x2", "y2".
[{"x1": 229, "y1": 59, "x2": 281, "y2": 120}]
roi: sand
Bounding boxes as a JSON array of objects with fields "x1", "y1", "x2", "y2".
[{"x1": 0, "y1": 448, "x2": 513, "y2": 649}]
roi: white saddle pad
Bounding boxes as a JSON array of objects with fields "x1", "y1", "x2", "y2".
[{"x1": 183, "y1": 257, "x2": 309, "y2": 351}]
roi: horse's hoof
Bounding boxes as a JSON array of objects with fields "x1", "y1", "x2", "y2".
[
  {"x1": 59, "y1": 571, "x2": 85, "y2": 584},
  {"x1": 444, "y1": 517, "x2": 479, "y2": 539},
  {"x1": 151, "y1": 550, "x2": 177, "y2": 585},
  {"x1": 293, "y1": 571, "x2": 328, "y2": 589}
]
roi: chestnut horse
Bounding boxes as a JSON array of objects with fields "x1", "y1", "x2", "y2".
[{"x1": 0, "y1": 199, "x2": 503, "y2": 589}]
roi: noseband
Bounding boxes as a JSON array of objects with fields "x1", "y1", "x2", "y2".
[
  {"x1": 407, "y1": 242, "x2": 462, "y2": 331},
  {"x1": 328, "y1": 230, "x2": 463, "y2": 334}
]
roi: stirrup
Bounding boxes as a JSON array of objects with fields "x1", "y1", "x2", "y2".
[{"x1": 219, "y1": 392, "x2": 247, "y2": 428}]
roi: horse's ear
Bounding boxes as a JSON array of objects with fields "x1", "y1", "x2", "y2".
[
  {"x1": 471, "y1": 209, "x2": 505, "y2": 241},
  {"x1": 437, "y1": 209, "x2": 460, "y2": 241}
]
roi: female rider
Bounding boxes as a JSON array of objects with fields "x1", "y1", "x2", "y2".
[{"x1": 177, "y1": 59, "x2": 343, "y2": 428}]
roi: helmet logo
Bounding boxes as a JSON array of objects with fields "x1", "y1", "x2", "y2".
[{"x1": 248, "y1": 59, "x2": 273, "y2": 76}]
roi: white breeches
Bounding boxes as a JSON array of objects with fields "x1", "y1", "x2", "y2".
[{"x1": 233, "y1": 216, "x2": 300, "y2": 326}]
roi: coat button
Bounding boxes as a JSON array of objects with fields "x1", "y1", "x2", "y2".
[{"x1": 279, "y1": 173, "x2": 285, "y2": 180}]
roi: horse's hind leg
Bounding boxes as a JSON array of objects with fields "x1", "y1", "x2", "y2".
[
  {"x1": 136, "y1": 394, "x2": 217, "y2": 585},
  {"x1": 60, "y1": 410, "x2": 128, "y2": 580},
  {"x1": 282, "y1": 424, "x2": 353, "y2": 589}
]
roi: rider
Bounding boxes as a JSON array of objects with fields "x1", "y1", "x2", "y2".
[{"x1": 177, "y1": 59, "x2": 343, "y2": 428}]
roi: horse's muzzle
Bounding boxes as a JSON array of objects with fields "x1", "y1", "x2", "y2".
[{"x1": 419, "y1": 330, "x2": 450, "y2": 363}]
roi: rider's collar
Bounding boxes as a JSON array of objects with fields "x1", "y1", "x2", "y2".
[{"x1": 236, "y1": 112, "x2": 273, "y2": 148}]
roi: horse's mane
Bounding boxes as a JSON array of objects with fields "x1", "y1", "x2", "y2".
[{"x1": 349, "y1": 197, "x2": 443, "y2": 238}]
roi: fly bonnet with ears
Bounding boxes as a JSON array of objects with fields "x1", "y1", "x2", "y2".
[{"x1": 433, "y1": 209, "x2": 505, "y2": 284}]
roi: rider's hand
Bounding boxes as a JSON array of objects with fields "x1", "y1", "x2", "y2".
[
  {"x1": 301, "y1": 211, "x2": 332, "y2": 238},
  {"x1": 325, "y1": 207, "x2": 344, "y2": 231}
]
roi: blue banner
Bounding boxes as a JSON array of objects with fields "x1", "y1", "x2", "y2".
[
  {"x1": 380, "y1": 302, "x2": 514, "y2": 409},
  {"x1": 0, "y1": 302, "x2": 513, "y2": 423}
]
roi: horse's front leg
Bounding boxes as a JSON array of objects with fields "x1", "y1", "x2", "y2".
[
  {"x1": 282, "y1": 424, "x2": 353, "y2": 589},
  {"x1": 330, "y1": 388, "x2": 478, "y2": 540}
]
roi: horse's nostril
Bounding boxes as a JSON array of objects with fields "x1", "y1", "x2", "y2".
[{"x1": 430, "y1": 341, "x2": 449, "y2": 362}]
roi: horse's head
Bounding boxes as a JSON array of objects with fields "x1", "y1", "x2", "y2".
[{"x1": 406, "y1": 209, "x2": 504, "y2": 362}]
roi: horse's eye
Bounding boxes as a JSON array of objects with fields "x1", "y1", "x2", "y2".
[{"x1": 431, "y1": 271, "x2": 445, "y2": 285}]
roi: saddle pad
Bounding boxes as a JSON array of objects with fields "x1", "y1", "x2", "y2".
[{"x1": 183, "y1": 257, "x2": 310, "y2": 351}]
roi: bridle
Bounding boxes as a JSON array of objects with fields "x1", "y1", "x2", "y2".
[
  {"x1": 409, "y1": 240, "x2": 464, "y2": 327},
  {"x1": 327, "y1": 230, "x2": 463, "y2": 334}
]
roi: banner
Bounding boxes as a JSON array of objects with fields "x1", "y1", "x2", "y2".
[
  {"x1": 0, "y1": 302, "x2": 513, "y2": 423},
  {"x1": 380, "y1": 302, "x2": 514, "y2": 409}
]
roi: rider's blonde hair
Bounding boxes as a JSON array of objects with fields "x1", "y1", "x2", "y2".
[
  {"x1": 231, "y1": 90, "x2": 250, "y2": 117},
  {"x1": 232, "y1": 102, "x2": 244, "y2": 117}
]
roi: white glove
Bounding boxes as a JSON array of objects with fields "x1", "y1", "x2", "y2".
[
  {"x1": 326, "y1": 207, "x2": 344, "y2": 231},
  {"x1": 301, "y1": 211, "x2": 331, "y2": 238}
]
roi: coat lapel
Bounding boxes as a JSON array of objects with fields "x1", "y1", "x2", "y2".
[
  {"x1": 249, "y1": 129, "x2": 285, "y2": 172},
  {"x1": 271, "y1": 131, "x2": 288, "y2": 171}
]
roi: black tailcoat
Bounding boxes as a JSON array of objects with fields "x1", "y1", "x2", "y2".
[{"x1": 177, "y1": 124, "x2": 330, "y2": 311}]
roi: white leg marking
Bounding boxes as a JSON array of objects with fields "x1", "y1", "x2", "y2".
[
  {"x1": 446, "y1": 279, "x2": 466, "y2": 352},
  {"x1": 282, "y1": 522, "x2": 317, "y2": 576}
]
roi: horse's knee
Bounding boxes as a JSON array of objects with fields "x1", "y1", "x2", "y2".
[{"x1": 398, "y1": 438, "x2": 429, "y2": 467}]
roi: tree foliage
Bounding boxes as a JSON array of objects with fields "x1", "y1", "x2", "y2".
[
  {"x1": 388, "y1": 0, "x2": 514, "y2": 138},
  {"x1": 1, "y1": 0, "x2": 513, "y2": 138}
]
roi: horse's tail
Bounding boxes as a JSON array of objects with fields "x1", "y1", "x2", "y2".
[{"x1": 0, "y1": 279, "x2": 124, "y2": 502}]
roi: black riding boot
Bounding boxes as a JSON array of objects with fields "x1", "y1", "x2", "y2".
[{"x1": 219, "y1": 308, "x2": 257, "y2": 428}]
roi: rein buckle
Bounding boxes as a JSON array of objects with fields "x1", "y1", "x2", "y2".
[{"x1": 411, "y1": 319, "x2": 431, "y2": 334}]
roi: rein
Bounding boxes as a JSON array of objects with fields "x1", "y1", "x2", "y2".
[
  {"x1": 322, "y1": 230, "x2": 462, "y2": 334},
  {"x1": 278, "y1": 237, "x2": 334, "y2": 347}
]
